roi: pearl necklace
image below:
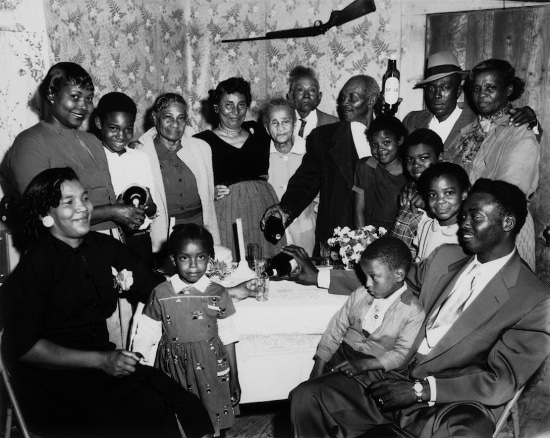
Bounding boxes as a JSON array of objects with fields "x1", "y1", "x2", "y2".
[{"x1": 218, "y1": 124, "x2": 242, "y2": 137}]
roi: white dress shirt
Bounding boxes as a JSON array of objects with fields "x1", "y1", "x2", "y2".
[
  {"x1": 293, "y1": 110, "x2": 318, "y2": 139},
  {"x1": 350, "y1": 121, "x2": 372, "y2": 159},
  {"x1": 428, "y1": 105, "x2": 463, "y2": 143}
]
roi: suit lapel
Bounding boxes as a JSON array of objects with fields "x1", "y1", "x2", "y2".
[
  {"x1": 420, "y1": 254, "x2": 520, "y2": 364},
  {"x1": 445, "y1": 103, "x2": 477, "y2": 147},
  {"x1": 415, "y1": 111, "x2": 433, "y2": 131},
  {"x1": 403, "y1": 256, "x2": 472, "y2": 368},
  {"x1": 329, "y1": 122, "x2": 358, "y2": 188}
]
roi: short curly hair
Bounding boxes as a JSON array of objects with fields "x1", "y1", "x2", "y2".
[
  {"x1": 469, "y1": 59, "x2": 525, "y2": 102},
  {"x1": 207, "y1": 77, "x2": 252, "y2": 109},
  {"x1": 39, "y1": 62, "x2": 94, "y2": 100},
  {"x1": 96, "y1": 92, "x2": 137, "y2": 122},
  {"x1": 21, "y1": 167, "x2": 80, "y2": 241},
  {"x1": 366, "y1": 115, "x2": 408, "y2": 141},
  {"x1": 360, "y1": 236, "x2": 412, "y2": 273},
  {"x1": 401, "y1": 128, "x2": 444, "y2": 158},
  {"x1": 151, "y1": 93, "x2": 187, "y2": 115},
  {"x1": 417, "y1": 162, "x2": 471, "y2": 199},
  {"x1": 288, "y1": 65, "x2": 320, "y2": 94},
  {"x1": 260, "y1": 97, "x2": 296, "y2": 123},
  {"x1": 469, "y1": 178, "x2": 527, "y2": 234}
]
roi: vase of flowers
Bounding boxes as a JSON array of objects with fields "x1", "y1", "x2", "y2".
[{"x1": 326, "y1": 225, "x2": 387, "y2": 270}]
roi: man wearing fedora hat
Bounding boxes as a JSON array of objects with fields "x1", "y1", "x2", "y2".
[{"x1": 402, "y1": 51, "x2": 538, "y2": 147}]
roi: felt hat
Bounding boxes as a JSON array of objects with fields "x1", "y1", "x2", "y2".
[{"x1": 414, "y1": 51, "x2": 469, "y2": 88}]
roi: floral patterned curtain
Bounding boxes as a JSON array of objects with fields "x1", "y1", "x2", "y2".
[{"x1": 1, "y1": 0, "x2": 401, "y2": 192}]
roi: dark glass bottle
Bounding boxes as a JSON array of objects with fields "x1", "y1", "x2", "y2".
[
  {"x1": 265, "y1": 252, "x2": 297, "y2": 278},
  {"x1": 382, "y1": 56, "x2": 400, "y2": 115},
  {"x1": 264, "y1": 214, "x2": 285, "y2": 244}
]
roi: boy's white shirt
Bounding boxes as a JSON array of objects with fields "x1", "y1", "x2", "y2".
[
  {"x1": 104, "y1": 146, "x2": 156, "y2": 197},
  {"x1": 131, "y1": 274, "x2": 238, "y2": 364},
  {"x1": 104, "y1": 146, "x2": 158, "y2": 229}
]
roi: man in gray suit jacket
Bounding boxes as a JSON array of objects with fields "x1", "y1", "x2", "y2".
[
  {"x1": 287, "y1": 66, "x2": 339, "y2": 139},
  {"x1": 290, "y1": 179, "x2": 550, "y2": 437}
]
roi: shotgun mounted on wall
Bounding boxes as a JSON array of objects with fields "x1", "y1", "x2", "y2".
[{"x1": 222, "y1": 0, "x2": 376, "y2": 43}]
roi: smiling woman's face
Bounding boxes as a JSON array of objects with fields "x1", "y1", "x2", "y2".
[
  {"x1": 153, "y1": 102, "x2": 187, "y2": 144},
  {"x1": 48, "y1": 179, "x2": 93, "y2": 248},
  {"x1": 216, "y1": 92, "x2": 248, "y2": 130},
  {"x1": 47, "y1": 83, "x2": 94, "y2": 129}
]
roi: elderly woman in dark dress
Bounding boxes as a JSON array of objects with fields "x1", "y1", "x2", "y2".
[
  {"x1": 0, "y1": 167, "x2": 212, "y2": 438},
  {"x1": 195, "y1": 77, "x2": 286, "y2": 259},
  {"x1": 443, "y1": 58, "x2": 540, "y2": 269}
]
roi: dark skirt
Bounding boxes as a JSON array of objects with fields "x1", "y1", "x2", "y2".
[
  {"x1": 11, "y1": 363, "x2": 213, "y2": 438},
  {"x1": 215, "y1": 180, "x2": 286, "y2": 260}
]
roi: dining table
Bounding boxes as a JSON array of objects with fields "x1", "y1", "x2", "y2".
[{"x1": 233, "y1": 275, "x2": 348, "y2": 404}]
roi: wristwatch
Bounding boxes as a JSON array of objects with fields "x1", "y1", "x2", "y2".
[{"x1": 413, "y1": 380, "x2": 424, "y2": 403}]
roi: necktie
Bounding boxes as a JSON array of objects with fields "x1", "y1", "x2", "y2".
[
  {"x1": 298, "y1": 118, "x2": 307, "y2": 137},
  {"x1": 425, "y1": 263, "x2": 480, "y2": 348}
]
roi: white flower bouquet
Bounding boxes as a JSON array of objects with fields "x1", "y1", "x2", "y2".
[{"x1": 327, "y1": 225, "x2": 387, "y2": 269}]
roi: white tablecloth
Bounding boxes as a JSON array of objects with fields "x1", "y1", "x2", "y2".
[{"x1": 234, "y1": 279, "x2": 347, "y2": 403}]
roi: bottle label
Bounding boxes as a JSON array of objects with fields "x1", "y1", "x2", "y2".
[{"x1": 384, "y1": 77, "x2": 399, "y2": 105}]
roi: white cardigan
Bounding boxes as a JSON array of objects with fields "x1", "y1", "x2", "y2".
[{"x1": 137, "y1": 127, "x2": 220, "y2": 251}]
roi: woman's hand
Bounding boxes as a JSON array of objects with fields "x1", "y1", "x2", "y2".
[
  {"x1": 215, "y1": 185, "x2": 230, "y2": 201},
  {"x1": 110, "y1": 204, "x2": 146, "y2": 229},
  {"x1": 99, "y1": 350, "x2": 141, "y2": 377}
]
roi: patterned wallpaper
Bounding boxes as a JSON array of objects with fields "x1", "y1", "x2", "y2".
[{"x1": 1, "y1": 0, "x2": 401, "y2": 161}]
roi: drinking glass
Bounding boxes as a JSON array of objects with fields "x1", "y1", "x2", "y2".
[
  {"x1": 255, "y1": 275, "x2": 269, "y2": 301},
  {"x1": 247, "y1": 243, "x2": 262, "y2": 270},
  {"x1": 320, "y1": 242, "x2": 331, "y2": 266}
]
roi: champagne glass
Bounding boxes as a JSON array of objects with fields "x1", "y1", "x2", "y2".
[{"x1": 247, "y1": 243, "x2": 261, "y2": 270}]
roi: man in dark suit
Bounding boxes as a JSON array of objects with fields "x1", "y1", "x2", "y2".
[
  {"x1": 262, "y1": 75, "x2": 379, "y2": 251},
  {"x1": 290, "y1": 179, "x2": 550, "y2": 437},
  {"x1": 287, "y1": 66, "x2": 339, "y2": 139},
  {"x1": 402, "y1": 51, "x2": 538, "y2": 147}
]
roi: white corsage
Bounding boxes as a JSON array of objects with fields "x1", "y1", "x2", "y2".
[{"x1": 112, "y1": 267, "x2": 134, "y2": 292}]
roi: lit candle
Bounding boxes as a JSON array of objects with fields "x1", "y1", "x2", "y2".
[{"x1": 235, "y1": 218, "x2": 246, "y2": 262}]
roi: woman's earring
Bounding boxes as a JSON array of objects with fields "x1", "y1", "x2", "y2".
[{"x1": 41, "y1": 215, "x2": 55, "y2": 228}]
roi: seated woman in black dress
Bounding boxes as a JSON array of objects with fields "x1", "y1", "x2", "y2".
[
  {"x1": 195, "y1": 77, "x2": 285, "y2": 259},
  {"x1": 0, "y1": 167, "x2": 212, "y2": 438}
]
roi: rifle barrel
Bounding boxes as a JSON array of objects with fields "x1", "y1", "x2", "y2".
[{"x1": 222, "y1": 36, "x2": 268, "y2": 43}]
